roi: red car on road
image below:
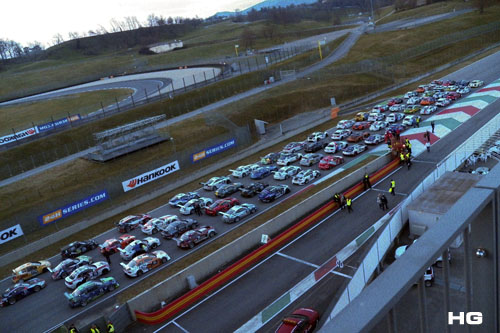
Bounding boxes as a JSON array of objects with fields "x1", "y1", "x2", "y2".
[
  {"x1": 318, "y1": 155, "x2": 344, "y2": 170},
  {"x1": 99, "y1": 235, "x2": 136, "y2": 254},
  {"x1": 276, "y1": 308, "x2": 320, "y2": 333},
  {"x1": 387, "y1": 98, "x2": 403, "y2": 106},
  {"x1": 347, "y1": 132, "x2": 370, "y2": 143},
  {"x1": 352, "y1": 121, "x2": 371, "y2": 130},
  {"x1": 205, "y1": 198, "x2": 240, "y2": 216},
  {"x1": 177, "y1": 226, "x2": 217, "y2": 249},
  {"x1": 446, "y1": 92, "x2": 461, "y2": 100}
]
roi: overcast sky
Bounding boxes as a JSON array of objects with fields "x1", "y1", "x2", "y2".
[{"x1": 2, "y1": 0, "x2": 261, "y2": 47}]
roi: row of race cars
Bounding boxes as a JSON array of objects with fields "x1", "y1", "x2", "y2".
[{"x1": 3, "y1": 78, "x2": 483, "y2": 311}]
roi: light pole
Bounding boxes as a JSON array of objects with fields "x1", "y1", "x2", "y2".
[{"x1": 234, "y1": 44, "x2": 239, "y2": 57}]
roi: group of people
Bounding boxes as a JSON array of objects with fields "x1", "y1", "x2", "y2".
[
  {"x1": 334, "y1": 176, "x2": 395, "y2": 213},
  {"x1": 68, "y1": 321, "x2": 114, "y2": 333},
  {"x1": 193, "y1": 201, "x2": 203, "y2": 216},
  {"x1": 333, "y1": 192, "x2": 353, "y2": 213}
]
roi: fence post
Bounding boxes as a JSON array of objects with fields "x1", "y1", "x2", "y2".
[
  {"x1": 183, "y1": 77, "x2": 187, "y2": 92},
  {"x1": 193, "y1": 74, "x2": 197, "y2": 88},
  {"x1": 157, "y1": 85, "x2": 162, "y2": 98},
  {"x1": 130, "y1": 93, "x2": 135, "y2": 107},
  {"x1": 170, "y1": 81, "x2": 175, "y2": 95},
  {"x1": 100, "y1": 102, "x2": 105, "y2": 116},
  {"x1": 213, "y1": 68, "x2": 217, "y2": 81},
  {"x1": 203, "y1": 71, "x2": 207, "y2": 83},
  {"x1": 247, "y1": 58, "x2": 251, "y2": 72},
  {"x1": 238, "y1": 61, "x2": 243, "y2": 73},
  {"x1": 115, "y1": 97, "x2": 120, "y2": 112},
  {"x1": 144, "y1": 89, "x2": 149, "y2": 103}
]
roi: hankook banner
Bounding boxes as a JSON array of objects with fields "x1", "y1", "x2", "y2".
[
  {"x1": 122, "y1": 160, "x2": 180, "y2": 192},
  {"x1": 0, "y1": 224, "x2": 24, "y2": 244},
  {"x1": 0, "y1": 127, "x2": 39, "y2": 146}
]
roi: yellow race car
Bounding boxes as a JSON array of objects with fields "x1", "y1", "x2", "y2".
[{"x1": 12, "y1": 260, "x2": 51, "y2": 283}]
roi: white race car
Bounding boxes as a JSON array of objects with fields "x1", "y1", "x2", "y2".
[
  {"x1": 120, "y1": 250, "x2": 170, "y2": 277},
  {"x1": 469, "y1": 80, "x2": 483, "y2": 88},
  {"x1": 273, "y1": 166, "x2": 302, "y2": 180},
  {"x1": 200, "y1": 176, "x2": 231, "y2": 191},
  {"x1": 402, "y1": 115, "x2": 421, "y2": 127},
  {"x1": 369, "y1": 121, "x2": 389, "y2": 131},
  {"x1": 436, "y1": 98, "x2": 451, "y2": 107},
  {"x1": 456, "y1": 87, "x2": 470, "y2": 95},
  {"x1": 364, "y1": 134, "x2": 384, "y2": 145},
  {"x1": 292, "y1": 169, "x2": 321, "y2": 185},
  {"x1": 389, "y1": 105, "x2": 405, "y2": 112},
  {"x1": 420, "y1": 105, "x2": 437, "y2": 115},
  {"x1": 367, "y1": 112, "x2": 385, "y2": 122},
  {"x1": 141, "y1": 215, "x2": 179, "y2": 235},
  {"x1": 331, "y1": 129, "x2": 352, "y2": 140},
  {"x1": 342, "y1": 144, "x2": 367, "y2": 156},
  {"x1": 386, "y1": 113, "x2": 404, "y2": 123},
  {"x1": 229, "y1": 164, "x2": 260, "y2": 178},
  {"x1": 324, "y1": 141, "x2": 347, "y2": 154},
  {"x1": 277, "y1": 152, "x2": 302, "y2": 166},
  {"x1": 406, "y1": 96, "x2": 421, "y2": 105},
  {"x1": 404, "y1": 91, "x2": 418, "y2": 99},
  {"x1": 219, "y1": 203, "x2": 257, "y2": 223},
  {"x1": 336, "y1": 120, "x2": 355, "y2": 129},
  {"x1": 307, "y1": 131, "x2": 328, "y2": 142},
  {"x1": 178, "y1": 197, "x2": 213, "y2": 215},
  {"x1": 118, "y1": 237, "x2": 161, "y2": 261},
  {"x1": 64, "y1": 262, "x2": 110, "y2": 289}
]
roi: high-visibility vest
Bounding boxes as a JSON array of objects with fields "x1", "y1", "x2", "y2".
[
  {"x1": 91, "y1": 328, "x2": 100, "y2": 333},
  {"x1": 69, "y1": 329, "x2": 77, "y2": 333},
  {"x1": 346, "y1": 198, "x2": 352, "y2": 206},
  {"x1": 364, "y1": 174, "x2": 369, "y2": 180},
  {"x1": 391, "y1": 180, "x2": 396, "y2": 188},
  {"x1": 406, "y1": 153, "x2": 410, "y2": 159},
  {"x1": 416, "y1": 117, "x2": 420, "y2": 123},
  {"x1": 107, "y1": 323, "x2": 115, "y2": 333},
  {"x1": 407, "y1": 143, "x2": 412, "y2": 149},
  {"x1": 400, "y1": 153, "x2": 405, "y2": 161}
]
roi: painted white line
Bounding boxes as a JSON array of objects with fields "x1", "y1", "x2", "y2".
[
  {"x1": 330, "y1": 270, "x2": 353, "y2": 279},
  {"x1": 345, "y1": 264, "x2": 358, "y2": 270},
  {"x1": 276, "y1": 252, "x2": 319, "y2": 268},
  {"x1": 172, "y1": 321, "x2": 190, "y2": 333},
  {"x1": 412, "y1": 159, "x2": 438, "y2": 164}
]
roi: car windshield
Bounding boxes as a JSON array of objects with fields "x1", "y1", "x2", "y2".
[
  {"x1": 128, "y1": 260, "x2": 138, "y2": 268},
  {"x1": 55, "y1": 259, "x2": 73, "y2": 271}
]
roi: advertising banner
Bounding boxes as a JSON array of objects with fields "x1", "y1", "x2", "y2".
[
  {"x1": 191, "y1": 138, "x2": 236, "y2": 163},
  {"x1": 122, "y1": 160, "x2": 180, "y2": 192},
  {"x1": 38, "y1": 190, "x2": 109, "y2": 226},
  {"x1": 37, "y1": 114, "x2": 81, "y2": 133},
  {"x1": 0, "y1": 224, "x2": 24, "y2": 244},
  {"x1": 0, "y1": 127, "x2": 39, "y2": 146}
]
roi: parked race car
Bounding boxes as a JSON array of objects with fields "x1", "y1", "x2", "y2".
[
  {"x1": 178, "y1": 197, "x2": 213, "y2": 215},
  {"x1": 369, "y1": 121, "x2": 388, "y2": 131},
  {"x1": 389, "y1": 104, "x2": 405, "y2": 112},
  {"x1": 50, "y1": 256, "x2": 93, "y2": 280},
  {"x1": 292, "y1": 169, "x2": 321, "y2": 185},
  {"x1": 205, "y1": 197, "x2": 240, "y2": 216},
  {"x1": 324, "y1": 141, "x2": 347, "y2": 154},
  {"x1": 261, "y1": 152, "x2": 280, "y2": 165},
  {"x1": 386, "y1": 113, "x2": 404, "y2": 123},
  {"x1": 160, "y1": 219, "x2": 199, "y2": 239},
  {"x1": 304, "y1": 141, "x2": 327, "y2": 153},
  {"x1": 299, "y1": 153, "x2": 323, "y2": 166},
  {"x1": 258, "y1": 185, "x2": 291, "y2": 202},
  {"x1": 168, "y1": 192, "x2": 200, "y2": 207},
  {"x1": 420, "y1": 105, "x2": 437, "y2": 115},
  {"x1": 336, "y1": 119, "x2": 355, "y2": 129},
  {"x1": 387, "y1": 124, "x2": 406, "y2": 135},
  {"x1": 215, "y1": 183, "x2": 242, "y2": 198},
  {"x1": 469, "y1": 80, "x2": 483, "y2": 88},
  {"x1": 120, "y1": 250, "x2": 171, "y2": 277},
  {"x1": 277, "y1": 152, "x2": 302, "y2": 166},
  {"x1": 141, "y1": 215, "x2": 179, "y2": 235},
  {"x1": 118, "y1": 237, "x2": 161, "y2": 261},
  {"x1": 229, "y1": 164, "x2": 260, "y2": 178},
  {"x1": 402, "y1": 115, "x2": 421, "y2": 127},
  {"x1": 99, "y1": 235, "x2": 136, "y2": 254},
  {"x1": 372, "y1": 104, "x2": 388, "y2": 112},
  {"x1": 456, "y1": 86, "x2": 470, "y2": 95},
  {"x1": 331, "y1": 129, "x2": 352, "y2": 140},
  {"x1": 64, "y1": 262, "x2": 110, "y2": 289},
  {"x1": 347, "y1": 132, "x2": 370, "y2": 143},
  {"x1": 220, "y1": 203, "x2": 257, "y2": 223},
  {"x1": 116, "y1": 214, "x2": 152, "y2": 233},
  {"x1": 352, "y1": 121, "x2": 371, "y2": 130},
  {"x1": 435, "y1": 98, "x2": 451, "y2": 107},
  {"x1": 364, "y1": 134, "x2": 384, "y2": 145},
  {"x1": 403, "y1": 105, "x2": 420, "y2": 114},
  {"x1": 367, "y1": 113, "x2": 384, "y2": 122},
  {"x1": 406, "y1": 97, "x2": 421, "y2": 105},
  {"x1": 446, "y1": 92, "x2": 461, "y2": 100},
  {"x1": 342, "y1": 144, "x2": 367, "y2": 156},
  {"x1": 276, "y1": 308, "x2": 320, "y2": 333},
  {"x1": 12, "y1": 261, "x2": 51, "y2": 283},
  {"x1": 250, "y1": 166, "x2": 278, "y2": 179},
  {"x1": 307, "y1": 131, "x2": 328, "y2": 142},
  {"x1": 273, "y1": 166, "x2": 302, "y2": 180},
  {"x1": 404, "y1": 91, "x2": 418, "y2": 99},
  {"x1": 65, "y1": 277, "x2": 119, "y2": 308},
  {"x1": 200, "y1": 176, "x2": 231, "y2": 191},
  {"x1": 177, "y1": 226, "x2": 217, "y2": 249},
  {"x1": 240, "y1": 182, "x2": 269, "y2": 197},
  {"x1": 282, "y1": 142, "x2": 306, "y2": 153},
  {"x1": 318, "y1": 155, "x2": 344, "y2": 170},
  {"x1": 61, "y1": 241, "x2": 98, "y2": 259},
  {"x1": 354, "y1": 112, "x2": 368, "y2": 121},
  {"x1": 1, "y1": 278, "x2": 46, "y2": 306},
  {"x1": 420, "y1": 97, "x2": 435, "y2": 105}
]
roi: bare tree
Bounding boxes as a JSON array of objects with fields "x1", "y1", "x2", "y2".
[
  {"x1": 52, "y1": 33, "x2": 64, "y2": 45},
  {"x1": 68, "y1": 31, "x2": 80, "y2": 40},
  {"x1": 240, "y1": 27, "x2": 256, "y2": 49},
  {"x1": 97, "y1": 25, "x2": 108, "y2": 34},
  {"x1": 124, "y1": 16, "x2": 141, "y2": 30},
  {"x1": 167, "y1": 16, "x2": 174, "y2": 25},
  {"x1": 109, "y1": 18, "x2": 123, "y2": 32}
]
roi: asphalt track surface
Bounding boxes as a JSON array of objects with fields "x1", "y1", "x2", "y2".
[{"x1": 124, "y1": 51, "x2": 500, "y2": 333}]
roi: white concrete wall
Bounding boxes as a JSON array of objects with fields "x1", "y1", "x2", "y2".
[{"x1": 150, "y1": 41, "x2": 183, "y2": 54}]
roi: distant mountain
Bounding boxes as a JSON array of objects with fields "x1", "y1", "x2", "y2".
[{"x1": 213, "y1": 0, "x2": 319, "y2": 17}]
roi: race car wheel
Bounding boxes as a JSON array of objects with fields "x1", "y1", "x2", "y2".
[
  {"x1": 8, "y1": 297, "x2": 16, "y2": 305},
  {"x1": 208, "y1": 231, "x2": 215, "y2": 238},
  {"x1": 152, "y1": 228, "x2": 158, "y2": 234},
  {"x1": 81, "y1": 247, "x2": 87, "y2": 253},
  {"x1": 125, "y1": 226, "x2": 131, "y2": 233},
  {"x1": 137, "y1": 270, "x2": 143, "y2": 277},
  {"x1": 60, "y1": 271, "x2": 68, "y2": 279},
  {"x1": 251, "y1": 208, "x2": 256, "y2": 213},
  {"x1": 108, "y1": 284, "x2": 115, "y2": 291},
  {"x1": 425, "y1": 280, "x2": 433, "y2": 287},
  {"x1": 189, "y1": 242, "x2": 195, "y2": 249},
  {"x1": 151, "y1": 243, "x2": 158, "y2": 249},
  {"x1": 34, "y1": 286, "x2": 41, "y2": 292},
  {"x1": 285, "y1": 188, "x2": 291, "y2": 194},
  {"x1": 235, "y1": 217, "x2": 240, "y2": 223},
  {"x1": 81, "y1": 300, "x2": 88, "y2": 307},
  {"x1": 102, "y1": 269, "x2": 109, "y2": 275},
  {"x1": 162, "y1": 257, "x2": 168, "y2": 263},
  {"x1": 174, "y1": 232, "x2": 180, "y2": 238}
]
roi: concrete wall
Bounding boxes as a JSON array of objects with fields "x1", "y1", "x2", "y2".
[
  {"x1": 0, "y1": 112, "x2": 331, "y2": 267},
  {"x1": 150, "y1": 42, "x2": 183, "y2": 54},
  {"x1": 126, "y1": 153, "x2": 393, "y2": 317}
]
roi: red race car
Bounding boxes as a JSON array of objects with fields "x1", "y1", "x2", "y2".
[
  {"x1": 347, "y1": 132, "x2": 370, "y2": 143},
  {"x1": 387, "y1": 98, "x2": 403, "y2": 106},
  {"x1": 276, "y1": 308, "x2": 320, "y2": 333},
  {"x1": 99, "y1": 234, "x2": 136, "y2": 254},
  {"x1": 205, "y1": 198, "x2": 240, "y2": 216},
  {"x1": 446, "y1": 92, "x2": 461, "y2": 100},
  {"x1": 318, "y1": 155, "x2": 344, "y2": 170},
  {"x1": 176, "y1": 226, "x2": 217, "y2": 249},
  {"x1": 352, "y1": 121, "x2": 371, "y2": 130}
]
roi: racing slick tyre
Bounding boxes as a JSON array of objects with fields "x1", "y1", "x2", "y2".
[
  {"x1": 234, "y1": 217, "x2": 240, "y2": 223},
  {"x1": 174, "y1": 232, "x2": 180, "y2": 238},
  {"x1": 208, "y1": 231, "x2": 215, "y2": 238},
  {"x1": 33, "y1": 286, "x2": 41, "y2": 292},
  {"x1": 151, "y1": 243, "x2": 158, "y2": 249},
  {"x1": 8, "y1": 297, "x2": 16, "y2": 305},
  {"x1": 425, "y1": 280, "x2": 433, "y2": 287},
  {"x1": 108, "y1": 284, "x2": 115, "y2": 291},
  {"x1": 251, "y1": 208, "x2": 256, "y2": 213},
  {"x1": 125, "y1": 226, "x2": 131, "y2": 233},
  {"x1": 137, "y1": 270, "x2": 143, "y2": 277},
  {"x1": 162, "y1": 257, "x2": 168, "y2": 263},
  {"x1": 102, "y1": 269, "x2": 110, "y2": 275},
  {"x1": 285, "y1": 188, "x2": 291, "y2": 194},
  {"x1": 81, "y1": 300, "x2": 88, "y2": 307},
  {"x1": 189, "y1": 242, "x2": 195, "y2": 249},
  {"x1": 152, "y1": 228, "x2": 158, "y2": 234}
]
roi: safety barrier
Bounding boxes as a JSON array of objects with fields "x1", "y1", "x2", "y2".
[{"x1": 131, "y1": 155, "x2": 399, "y2": 324}]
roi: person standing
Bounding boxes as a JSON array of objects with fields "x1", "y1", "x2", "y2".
[
  {"x1": 416, "y1": 117, "x2": 420, "y2": 128},
  {"x1": 68, "y1": 324, "x2": 79, "y2": 333},
  {"x1": 424, "y1": 130, "x2": 431, "y2": 142},
  {"x1": 400, "y1": 152, "x2": 405, "y2": 166},
  {"x1": 431, "y1": 121, "x2": 435, "y2": 133},
  {"x1": 389, "y1": 179, "x2": 396, "y2": 196},
  {"x1": 363, "y1": 173, "x2": 371, "y2": 190},
  {"x1": 194, "y1": 201, "x2": 202, "y2": 216},
  {"x1": 377, "y1": 194, "x2": 383, "y2": 210},
  {"x1": 381, "y1": 194, "x2": 389, "y2": 210},
  {"x1": 426, "y1": 141, "x2": 431, "y2": 152},
  {"x1": 340, "y1": 194, "x2": 346, "y2": 210},
  {"x1": 106, "y1": 321, "x2": 115, "y2": 333},
  {"x1": 90, "y1": 324, "x2": 100, "y2": 333},
  {"x1": 407, "y1": 142, "x2": 412, "y2": 155},
  {"x1": 103, "y1": 249, "x2": 111, "y2": 265},
  {"x1": 346, "y1": 197, "x2": 353, "y2": 213},
  {"x1": 333, "y1": 193, "x2": 341, "y2": 206},
  {"x1": 406, "y1": 153, "x2": 412, "y2": 170}
]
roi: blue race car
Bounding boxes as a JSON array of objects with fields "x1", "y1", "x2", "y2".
[
  {"x1": 65, "y1": 277, "x2": 119, "y2": 308},
  {"x1": 1, "y1": 278, "x2": 46, "y2": 306},
  {"x1": 258, "y1": 185, "x2": 291, "y2": 203},
  {"x1": 250, "y1": 166, "x2": 279, "y2": 180},
  {"x1": 168, "y1": 192, "x2": 200, "y2": 207},
  {"x1": 51, "y1": 255, "x2": 93, "y2": 280}
]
